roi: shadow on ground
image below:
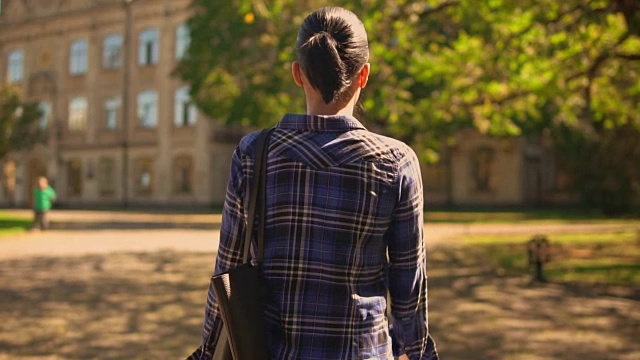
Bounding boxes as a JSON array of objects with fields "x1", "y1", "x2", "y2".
[
  {"x1": 48, "y1": 221, "x2": 220, "y2": 231},
  {"x1": 0, "y1": 247, "x2": 639, "y2": 359}
]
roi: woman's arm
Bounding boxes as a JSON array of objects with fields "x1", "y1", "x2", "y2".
[
  {"x1": 199, "y1": 147, "x2": 249, "y2": 358},
  {"x1": 385, "y1": 150, "x2": 438, "y2": 360}
]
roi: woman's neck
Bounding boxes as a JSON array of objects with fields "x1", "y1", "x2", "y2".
[{"x1": 304, "y1": 87, "x2": 360, "y2": 116}]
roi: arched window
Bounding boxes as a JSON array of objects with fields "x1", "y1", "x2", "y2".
[
  {"x1": 103, "y1": 34, "x2": 123, "y2": 69},
  {"x1": 68, "y1": 97, "x2": 88, "y2": 131},
  {"x1": 138, "y1": 28, "x2": 159, "y2": 65},
  {"x1": 175, "y1": 23, "x2": 190, "y2": 60},
  {"x1": 174, "y1": 86, "x2": 197, "y2": 127},
  {"x1": 137, "y1": 91, "x2": 158, "y2": 128},
  {"x1": 134, "y1": 157, "x2": 154, "y2": 195},
  {"x1": 173, "y1": 155, "x2": 193, "y2": 194},
  {"x1": 7, "y1": 50, "x2": 24, "y2": 83},
  {"x1": 104, "y1": 96, "x2": 121, "y2": 130},
  {"x1": 471, "y1": 146, "x2": 495, "y2": 192},
  {"x1": 69, "y1": 39, "x2": 88, "y2": 74}
]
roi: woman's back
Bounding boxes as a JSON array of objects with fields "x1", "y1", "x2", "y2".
[
  {"x1": 229, "y1": 113, "x2": 428, "y2": 359},
  {"x1": 192, "y1": 6, "x2": 437, "y2": 360}
]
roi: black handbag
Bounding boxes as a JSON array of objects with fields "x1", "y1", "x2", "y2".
[{"x1": 211, "y1": 128, "x2": 274, "y2": 360}]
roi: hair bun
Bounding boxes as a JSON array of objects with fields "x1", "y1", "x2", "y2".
[{"x1": 296, "y1": 7, "x2": 369, "y2": 104}]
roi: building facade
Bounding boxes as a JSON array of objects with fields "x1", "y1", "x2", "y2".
[
  {"x1": 0, "y1": 0, "x2": 241, "y2": 208},
  {"x1": 0, "y1": 0, "x2": 579, "y2": 209},
  {"x1": 423, "y1": 129, "x2": 578, "y2": 207}
]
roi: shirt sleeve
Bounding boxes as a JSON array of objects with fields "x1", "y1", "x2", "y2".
[
  {"x1": 198, "y1": 146, "x2": 249, "y2": 359},
  {"x1": 384, "y1": 149, "x2": 438, "y2": 360}
]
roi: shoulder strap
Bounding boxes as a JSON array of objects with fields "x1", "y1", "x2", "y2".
[{"x1": 242, "y1": 128, "x2": 275, "y2": 263}]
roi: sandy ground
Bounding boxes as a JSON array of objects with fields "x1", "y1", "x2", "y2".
[{"x1": 0, "y1": 210, "x2": 639, "y2": 359}]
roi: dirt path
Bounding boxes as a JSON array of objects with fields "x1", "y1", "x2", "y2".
[
  {"x1": 1, "y1": 210, "x2": 639, "y2": 359},
  {"x1": 1, "y1": 209, "x2": 637, "y2": 259}
]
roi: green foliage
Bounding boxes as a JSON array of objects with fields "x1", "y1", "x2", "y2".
[
  {"x1": 178, "y1": 0, "x2": 640, "y2": 210},
  {"x1": 554, "y1": 123, "x2": 640, "y2": 215},
  {"x1": 0, "y1": 85, "x2": 45, "y2": 159},
  {"x1": 463, "y1": 231, "x2": 640, "y2": 286},
  {"x1": 0, "y1": 211, "x2": 31, "y2": 236}
]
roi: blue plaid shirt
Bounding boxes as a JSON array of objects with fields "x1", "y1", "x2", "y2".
[{"x1": 195, "y1": 114, "x2": 437, "y2": 359}]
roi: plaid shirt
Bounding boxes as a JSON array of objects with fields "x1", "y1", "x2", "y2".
[{"x1": 195, "y1": 114, "x2": 437, "y2": 359}]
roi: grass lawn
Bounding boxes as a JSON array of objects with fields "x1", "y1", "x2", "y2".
[
  {"x1": 0, "y1": 211, "x2": 31, "y2": 236},
  {"x1": 460, "y1": 230, "x2": 640, "y2": 286},
  {"x1": 426, "y1": 207, "x2": 640, "y2": 223}
]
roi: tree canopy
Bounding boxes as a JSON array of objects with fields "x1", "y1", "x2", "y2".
[
  {"x1": 179, "y1": 0, "x2": 639, "y2": 155},
  {"x1": 178, "y1": 0, "x2": 640, "y2": 212},
  {"x1": 0, "y1": 85, "x2": 45, "y2": 160}
]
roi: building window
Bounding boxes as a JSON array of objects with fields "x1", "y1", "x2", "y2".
[
  {"x1": 174, "y1": 86, "x2": 196, "y2": 127},
  {"x1": 134, "y1": 157, "x2": 154, "y2": 195},
  {"x1": 103, "y1": 34, "x2": 123, "y2": 69},
  {"x1": 69, "y1": 39, "x2": 88, "y2": 75},
  {"x1": 38, "y1": 101, "x2": 52, "y2": 130},
  {"x1": 97, "y1": 157, "x2": 116, "y2": 196},
  {"x1": 424, "y1": 161, "x2": 447, "y2": 193},
  {"x1": 137, "y1": 91, "x2": 157, "y2": 128},
  {"x1": 175, "y1": 23, "x2": 190, "y2": 60},
  {"x1": 68, "y1": 97, "x2": 88, "y2": 131},
  {"x1": 471, "y1": 146, "x2": 495, "y2": 192},
  {"x1": 138, "y1": 28, "x2": 159, "y2": 65},
  {"x1": 104, "y1": 96, "x2": 121, "y2": 130},
  {"x1": 173, "y1": 155, "x2": 193, "y2": 194},
  {"x1": 67, "y1": 159, "x2": 83, "y2": 196},
  {"x1": 7, "y1": 50, "x2": 24, "y2": 83}
]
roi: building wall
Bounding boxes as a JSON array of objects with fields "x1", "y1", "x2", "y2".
[
  {"x1": 0, "y1": 1, "x2": 582, "y2": 209},
  {"x1": 0, "y1": 0, "x2": 239, "y2": 208}
]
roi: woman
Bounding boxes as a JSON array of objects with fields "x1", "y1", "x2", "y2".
[{"x1": 195, "y1": 6, "x2": 438, "y2": 360}]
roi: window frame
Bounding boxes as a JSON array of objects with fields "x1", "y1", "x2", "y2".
[
  {"x1": 137, "y1": 90, "x2": 158, "y2": 129},
  {"x1": 7, "y1": 49, "x2": 24, "y2": 83},
  {"x1": 103, "y1": 34, "x2": 123, "y2": 69},
  {"x1": 174, "y1": 86, "x2": 197, "y2": 127},
  {"x1": 68, "y1": 97, "x2": 88, "y2": 131},
  {"x1": 138, "y1": 28, "x2": 159, "y2": 66},
  {"x1": 104, "y1": 96, "x2": 121, "y2": 130},
  {"x1": 69, "y1": 39, "x2": 88, "y2": 75},
  {"x1": 175, "y1": 23, "x2": 190, "y2": 60}
]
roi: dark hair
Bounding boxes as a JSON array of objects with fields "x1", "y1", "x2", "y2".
[{"x1": 296, "y1": 7, "x2": 369, "y2": 104}]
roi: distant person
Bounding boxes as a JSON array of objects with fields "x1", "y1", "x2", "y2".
[
  {"x1": 190, "y1": 6, "x2": 438, "y2": 360},
  {"x1": 32, "y1": 176, "x2": 56, "y2": 231}
]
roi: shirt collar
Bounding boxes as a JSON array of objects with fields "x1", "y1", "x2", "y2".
[{"x1": 276, "y1": 114, "x2": 367, "y2": 132}]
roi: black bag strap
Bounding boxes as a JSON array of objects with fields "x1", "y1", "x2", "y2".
[{"x1": 242, "y1": 128, "x2": 275, "y2": 264}]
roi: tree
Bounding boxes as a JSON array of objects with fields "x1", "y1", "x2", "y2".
[
  {"x1": 0, "y1": 85, "x2": 45, "y2": 160},
  {"x1": 178, "y1": 0, "x2": 640, "y2": 212}
]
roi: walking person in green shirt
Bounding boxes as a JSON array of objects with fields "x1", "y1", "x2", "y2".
[{"x1": 32, "y1": 176, "x2": 56, "y2": 231}]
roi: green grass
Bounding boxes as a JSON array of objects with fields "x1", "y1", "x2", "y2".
[
  {"x1": 0, "y1": 212, "x2": 31, "y2": 236},
  {"x1": 460, "y1": 231, "x2": 640, "y2": 286},
  {"x1": 426, "y1": 208, "x2": 640, "y2": 224}
]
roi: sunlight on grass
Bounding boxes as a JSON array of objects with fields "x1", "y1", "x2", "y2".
[
  {"x1": 460, "y1": 230, "x2": 639, "y2": 245},
  {"x1": 0, "y1": 211, "x2": 31, "y2": 237},
  {"x1": 426, "y1": 209, "x2": 640, "y2": 224},
  {"x1": 460, "y1": 231, "x2": 640, "y2": 286}
]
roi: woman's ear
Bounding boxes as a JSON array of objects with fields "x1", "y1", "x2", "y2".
[
  {"x1": 292, "y1": 61, "x2": 304, "y2": 87},
  {"x1": 358, "y1": 63, "x2": 370, "y2": 89}
]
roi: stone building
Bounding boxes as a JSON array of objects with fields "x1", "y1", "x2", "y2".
[
  {"x1": 0, "y1": 0, "x2": 577, "y2": 209},
  {"x1": 0, "y1": 0, "x2": 240, "y2": 208},
  {"x1": 423, "y1": 129, "x2": 577, "y2": 207}
]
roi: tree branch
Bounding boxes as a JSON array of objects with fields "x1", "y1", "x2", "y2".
[
  {"x1": 417, "y1": 1, "x2": 461, "y2": 19},
  {"x1": 615, "y1": 53, "x2": 640, "y2": 61}
]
